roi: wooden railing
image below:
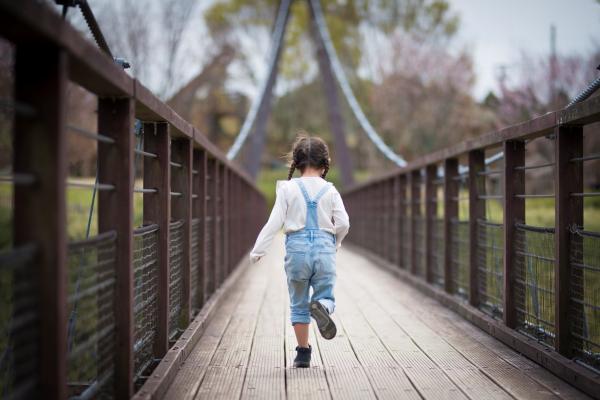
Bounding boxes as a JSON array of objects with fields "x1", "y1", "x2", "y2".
[
  {"x1": 0, "y1": 1, "x2": 265, "y2": 399},
  {"x1": 343, "y1": 97, "x2": 600, "y2": 397}
]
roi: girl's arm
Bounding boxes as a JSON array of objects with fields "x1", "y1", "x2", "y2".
[
  {"x1": 331, "y1": 191, "x2": 350, "y2": 248},
  {"x1": 250, "y1": 182, "x2": 287, "y2": 262}
]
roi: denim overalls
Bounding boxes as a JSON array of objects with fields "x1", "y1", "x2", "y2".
[{"x1": 284, "y1": 179, "x2": 336, "y2": 325}]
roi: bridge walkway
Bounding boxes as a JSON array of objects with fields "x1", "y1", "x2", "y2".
[{"x1": 162, "y1": 235, "x2": 589, "y2": 399}]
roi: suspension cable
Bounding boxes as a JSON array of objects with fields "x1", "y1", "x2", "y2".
[
  {"x1": 226, "y1": 0, "x2": 291, "y2": 160},
  {"x1": 309, "y1": 0, "x2": 407, "y2": 168}
]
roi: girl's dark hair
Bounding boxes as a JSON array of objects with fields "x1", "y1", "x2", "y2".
[{"x1": 287, "y1": 132, "x2": 330, "y2": 180}]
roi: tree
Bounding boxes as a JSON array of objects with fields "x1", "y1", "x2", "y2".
[
  {"x1": 64, "y1": 0, "x2": 205, "y2": 99},
  {"x1": 368, "y1": 31, "x2": 496, "y2": 165}
]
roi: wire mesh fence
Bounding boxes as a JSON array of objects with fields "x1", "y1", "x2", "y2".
[
  {"x1": 477, "y1": 219, "x2": 504, "y2": 319},
  {"x1": 168, "y1": 220, "x2": 184, "y2": 341},
  {"x1": 66, "y1": 231, "x2": 117, "y2": 399},
  {"x1": 190, "y1": 218, "x2": 201, "y2": 311},
  {"x1": 430, "y1": 217, "x2": 445, "y2": 287},
  {"x1": 132, "y1": 225, "x2": 159, "y2": 384},
  {"x1": 0, "y1": 244, "x2": 38, "y2": 400},
  {"x1": 450, "y1": 219, "x2": 470, "y2": 300},
  {"x1": 570, "y1": 228, "x2": 600, "y2": 369},
  {"x1": 413, "y1": 216, "x2": 426, "y2": 277},
  {"x1": 514, "y1": 224, "x2": 555, "y2": 347}
]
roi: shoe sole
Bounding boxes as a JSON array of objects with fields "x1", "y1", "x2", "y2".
[
  {"x1": 294, "y1": 361, "x2": 310, "y2": 368},
  {"x1": 310, "y1": 301, "x2": 336, "y2": 340}
]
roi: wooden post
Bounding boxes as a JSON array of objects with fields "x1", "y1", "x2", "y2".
[
  {"x1": 410, "y1": 170, "x2": 420, "y2": 275},
  {"x1": 425, "y1": 165, "x2": 437, "y2": 283},
  {"x1": 215, "y1": 163, "x2": 222, "y2": 286},
  {"x1": 98, "y1": 97, "x2": 135, "y2": 398},
  {"x1": 392, "y1": 176, "x2": 400, "y2": 266},
  {"x1": 193, "y1": 150, "x2": 206, "y2": 309},
  {"x1": 468, "y1": 150, "x2": 485, "y2": 307},
  {"x1": 398, "y1": 175, "x2": 406, "y2": 269},
  {"x1": 205, "y1": 157, "x2": 216, "y2": 298},
  {"x1": 143, "y1": 122, "x2": 170, "y2": 357},
  {"x1": 555, "y1": 125, "x2": 583, "y2": 356},
  {"x1": 171, "y1": 138, "x2": 192, "y2": 323},
  {"x1": 14, "y1": 45, "x2": 68, "y2": 400},
  {"x1": 222, "y1": 166, "x2": 229, "y2": 277},
  {"x1": 503, "y1": 140, "x2": 525, "y2": 328},
  {"x1": 444, "y1": 158, "x2": 459, "y2": 294}
]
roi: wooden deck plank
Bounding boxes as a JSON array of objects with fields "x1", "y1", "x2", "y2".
[
  {"x1": 334, "y1": 286, "x2": 422, "y2": 400},
  {"x1": 285, "y1": 304, "x2": 332, "y2": 400},
  {"x1": 411, "y1": 296, "x2": 592, "y2": 400},
  {"x1": 313, "y1": 313, "x2": 377, "y2": 400},
  {"x1": 162, "y1": 234, "x2": 589, "y2": 400},
  {"x1": 193, "y1": 260, "x2": 269, "y2": 399},
  {"x1": 334, "y1": 266, "x2": 472, "y2": 399},
  {"x1": 162, "y1": 263, "x2": 250, "y2": 399},
  {"x1": 338, "y1": 249, "x2": 587, "y2": 400},
  {"x1": 240, "y1": 260, "x2": 286, "y2": 399}
]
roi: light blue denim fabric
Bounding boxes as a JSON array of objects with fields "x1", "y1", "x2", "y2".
[{"x1": 285, "y1": 180, "x2": 336, "y2": 325}]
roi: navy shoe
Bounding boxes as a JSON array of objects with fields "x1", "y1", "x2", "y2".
[
  {"x1": 294, "y1": 345, "x2": 311, "y2": 368},
  {"x1": 310, "y1": 301, "x2": 337, "y2": 340}
]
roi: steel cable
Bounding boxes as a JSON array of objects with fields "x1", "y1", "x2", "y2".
[
  {"x1": 226, "y1": 0, "x2": 291, "y2": 160},
  {"x1": 309, "y1": 0, "x2": 407, "y2": 167}
]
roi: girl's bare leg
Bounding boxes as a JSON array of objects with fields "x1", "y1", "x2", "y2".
[{"x1": 293, "y1": 323, "x2": 310, "y2": 348}]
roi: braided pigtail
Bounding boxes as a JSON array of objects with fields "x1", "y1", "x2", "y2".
[
  {"x1": 287, "y1": 162, "x2": 296, "y2": 180},
  {"x1": 321, "y1": 162, "x2": 329, "y2": 179}
]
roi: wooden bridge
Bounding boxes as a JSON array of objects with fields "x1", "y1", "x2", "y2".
[{"x1": 0, "y1": 1, "x2": 599, "y2": 399}]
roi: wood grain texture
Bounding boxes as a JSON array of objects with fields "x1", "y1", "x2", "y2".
[{"x1": 161, "y1": 234, "x2": 590, "y2": 399}]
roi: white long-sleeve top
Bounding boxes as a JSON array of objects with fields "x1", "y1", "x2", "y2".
[{"x1": 250, "y1": 177, "x2": 350, "y2": 261}]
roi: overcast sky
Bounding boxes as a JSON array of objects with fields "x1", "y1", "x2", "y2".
[{"x1": 448, "y1": 0, "x2": 600, "y2": 99}]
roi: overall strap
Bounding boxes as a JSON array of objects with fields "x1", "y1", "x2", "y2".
[
  {"x1": 313, "y1": 183, "x2": 332, "y2": 202},
  {"x1": 295, "y1": 179, "x2": 312, "y2": 203}
]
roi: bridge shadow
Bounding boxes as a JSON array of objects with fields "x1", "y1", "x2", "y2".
[{"x1": 159, "y1": 235, "x2": 589, "y2": 399}]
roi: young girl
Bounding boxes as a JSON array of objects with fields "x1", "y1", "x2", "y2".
[{"x1": 250, "y1": 134, "x2": 350, "y2": 368}]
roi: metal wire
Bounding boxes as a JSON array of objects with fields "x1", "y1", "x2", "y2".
[
  {"x1": 571, "y1": 192, "x2": 600, "y2": 197},
  {"x1": 132, "y1": 225, "x2": 159, "y2": 383},
  {"x1": 0, "y1": 244, "x2": 39, "y2": 400},
  {"x1": 66, "y1": 180, "x2": 115, "y2": 191},
  {"x1": 514, "y1": 162, "x2": 555, "y2": 171},
  {"x1": 66, "y1": 232, "x2": 117, "y2": 398},
  {"x1": 477, "y1": 219, "x2": 504, "y2": 319},
  {"x1": 0, "y1": 99, "x2": 36, "y2": 117},
  {"x1": 0, "y1": 173, "x2": 36, "y2": 186},
  {"x1": 169, "y1": 161, "x2": 182, "y2": 169},
  {"x1": 450, "y1": 219, "x2": 470, "y2": 300},
  {"x1": 67, "y1": 125, "x2": 115, "y2": 144},
  {"x1": 571, "y1": 152, "x2": 600, "y2": 163},
  {"x1": 570, "y1": 227, "x2": 600, "y2": 369},
  {"x1": 134, "y1": 149, "x2": 157, "y2": 159},
  {"x1": 514, "y1": 224, "x2": 555, "y2": 347},
  {"x1": 190, "y1": 218, "x2": 202, "y2": 310},
  {"x1": 168, "y1": 221, "x2": 184, "y2": 340},
  {"x1": 134, "y1": 188, "x2": 157, "y2": 194}
]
